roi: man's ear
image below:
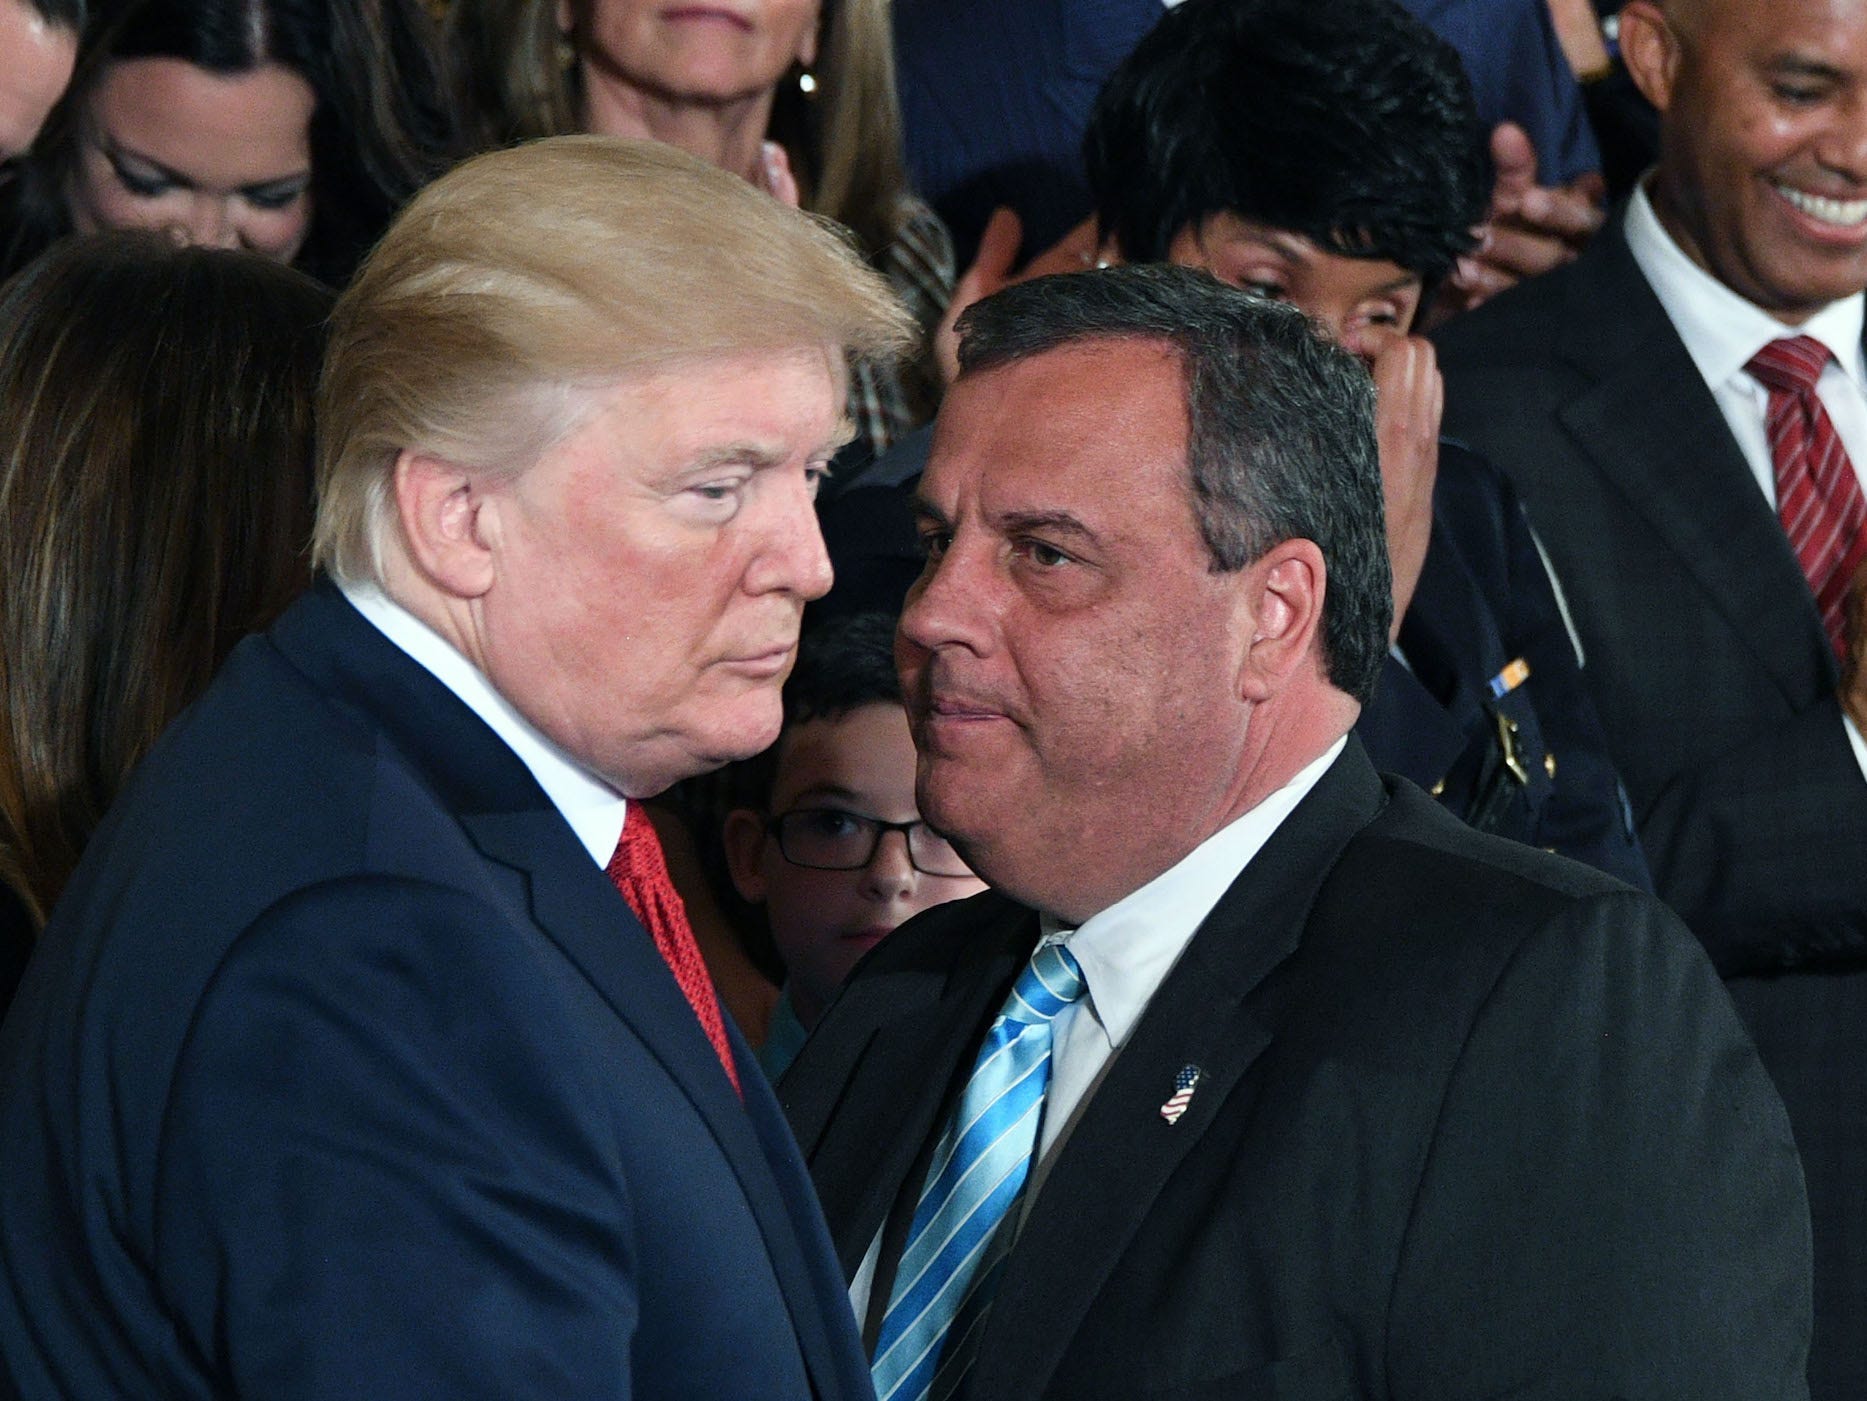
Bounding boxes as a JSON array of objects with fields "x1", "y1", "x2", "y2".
[
  {"x1": 722, "y1": 808, "x2": 771, "y2": 905},
  {"x1": 1618, "y1": 2, "x2": 1681, "y2": 113},
  {"x1": 1236, "y1": 537, "x2": 1327, "y2": 702},
  {"x1": 393, "y1": 449, "x2": 497, "y2": 600}
]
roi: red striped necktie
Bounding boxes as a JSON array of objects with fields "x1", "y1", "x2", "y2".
[
  {"x1": 607, "y1": 807, "x2": 742, "y2": 1098},
  {"x1": 1746, "y1": 335, "x2": 1867, "y2": 660}
]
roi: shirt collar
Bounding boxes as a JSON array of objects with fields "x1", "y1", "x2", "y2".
[
  {"x1": 1041, "y1": 735, "x2": 1346, "y2": 1051},
  {"x1": 1624, "y1": 180, "x2": 1866, "y2": 390},
  {"x1": 341, "y1": 580, "x2": 627, "y2": 869}
]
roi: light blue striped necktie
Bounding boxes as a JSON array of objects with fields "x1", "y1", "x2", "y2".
[{"x1": 871, "y1": 939, "x2": 1088, "y2": 1401}]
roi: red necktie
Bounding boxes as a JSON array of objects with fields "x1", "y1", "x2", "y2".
[
  {"x1": 607, "y1": 806, "x2": 742, "y2": 1098},
  {"x1": 1746, "y1": 336, "x2": 1867, "y2": 659}
]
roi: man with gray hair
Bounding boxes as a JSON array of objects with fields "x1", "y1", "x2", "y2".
[
  {"x1": 782, "y1": 265, "x2": 1811, "y2": 1399},
  {"x1": 0, "y1": 136, "x2": 908, "y2": 1399}
]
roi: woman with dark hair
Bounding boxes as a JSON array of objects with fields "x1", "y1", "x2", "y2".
[
  {"x1": 0, "y1": 232, "x2": 331, "y2": 1007},
  {"x1": 0, "y1": 0, "x2": 464, "y2": 286},
  {"x1": 450, "y1": 0, "x2": 951, "y2": 458}
]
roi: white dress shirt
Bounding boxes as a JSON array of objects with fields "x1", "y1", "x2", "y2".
[
  {"x1": 1623, "y1": 186, "x2": 1867, "y2": 777},
  {"x1": 341, "y1": 582, "x2": 628, "y2": 868},
  {"x1": 849, "y1": 735, "x2": 1347, "y2": 1322}
]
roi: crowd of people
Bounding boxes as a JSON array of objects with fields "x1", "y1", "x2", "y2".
[{"x1": 0, "y1": 0, "x2": 1861, "y2": 1396}]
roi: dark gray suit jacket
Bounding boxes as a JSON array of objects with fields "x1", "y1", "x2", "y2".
[
  {"x1": 782, "y1": 742, "x2": 1810, "y2": 1399},
  {"x1": 1435, "y1": 209, "x2": 1867, "y2": 1398}
]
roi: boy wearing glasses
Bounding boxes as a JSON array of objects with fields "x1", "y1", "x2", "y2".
[{"x1": 723, "y1": 612, "x2": 985, "y2": 1076}]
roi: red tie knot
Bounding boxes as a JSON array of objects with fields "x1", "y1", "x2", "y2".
[
  {"x1": 607, "y1": 805, "x2": 662, "y2": 886},
  {"x1": 1747, "y1": 335, "x2": 1832, "y2": 396}
]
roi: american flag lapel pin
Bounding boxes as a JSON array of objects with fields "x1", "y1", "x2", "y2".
[{"x1": 1159, "y1": 1065, "x2": 1202, "y2": 1125}]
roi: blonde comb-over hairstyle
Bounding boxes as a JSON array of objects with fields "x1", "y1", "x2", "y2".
[{"x1": 312, "y1": 134, "x2": 915, "y2": 586}]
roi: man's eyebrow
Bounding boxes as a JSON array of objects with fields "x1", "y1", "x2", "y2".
[
  {"x1": 782, "y1": 783, "x2": 867, "y2": 808},
  {"x1": 911, "y1": 495, "x2": 951, "y2": 529},
  {"x1": 691, "y1": 441, "x2": 788, "y2": 470},
  {"x1": 998, "y1": 509, "x2": 1102, "y2": 546},
  {"x1": 1762, "y1": 54, "x2": 1847, "y2": 82},
  {"x1": 688, "y1": 417, "x2": 857, "y2": 472}
]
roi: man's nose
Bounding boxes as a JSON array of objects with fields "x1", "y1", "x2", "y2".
[
  {"x1": 899, "y1": 540, "x2": 992, "y2": 657},
  {"x1": 749, "y1": 472, "x2": 834, "y2": 600}
]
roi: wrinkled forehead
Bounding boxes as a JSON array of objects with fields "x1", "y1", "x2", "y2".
[{"x1": 930, "y1": 337, "x2": 1188, "y2": 473}]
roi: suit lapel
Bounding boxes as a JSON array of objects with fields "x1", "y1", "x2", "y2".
[
  {"x1": 277, "y1": 582, "x2": 858, "y2": 1395},
  {"x1": 970, "y1": 746, "x2": 1388, "y2": 1397},
  {"x1": 1550, "y1": 218, "x2": 1837, "y2": 701},
  {"x1": 796, "y1": 897, "x2": 1037, "y2": 1274}
]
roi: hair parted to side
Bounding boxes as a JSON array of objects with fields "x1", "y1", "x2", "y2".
[
  {"x1": 1084, "y1": 0, "x2": 1488, "y2": 293},
  {"x1": 312, "y1": 134, "x2": 915, "y2": 587},
  {"x1": 954, "y1": 265, "x2": 1391, "y2": 705},
  {"x1": 0, "y1": 232, "x2": 329, "y2": 928}
]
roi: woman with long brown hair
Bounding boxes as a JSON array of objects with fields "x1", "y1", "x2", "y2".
[{"x1": 0, "y1": 232, "x2": 330, "y2": 1005}]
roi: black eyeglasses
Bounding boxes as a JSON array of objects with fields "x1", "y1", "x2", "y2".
[{"x1": 770, "y1": 808, "x2": 975, "y2": 877}]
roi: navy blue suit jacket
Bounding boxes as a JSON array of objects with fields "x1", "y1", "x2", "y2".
[{"x1": 0, "y1": 580, "x2": 872, "y2": 1400}]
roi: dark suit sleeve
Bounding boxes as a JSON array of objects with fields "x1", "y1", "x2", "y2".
[
  {"x1": 1641, "y1": 698, "x2": 1867, "y2": 973},
  {"x1": 1385, "y1": 891, "x2": 1811, "y2": 1399},
  {"x1": 154, "y1": 877, "x2": 639, "y2": 1399}
]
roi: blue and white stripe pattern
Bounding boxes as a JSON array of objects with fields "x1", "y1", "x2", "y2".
[{"x1": 871, "y1": 940, "x2": 1087, "y2": 1401}]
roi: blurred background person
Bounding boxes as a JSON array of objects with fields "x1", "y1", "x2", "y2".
[
  {"x1": 451, "y1": 0, "x2": 951, "y2": 462},
  {"x1": 0, "y1": 0, "x2": 79, "y2": 163},
  {"x1": 0, "y1": 0, "x2": 465, "y2": 287},
  {"x1": 896, "y1": 0, "x2": 1606, "y2": 320},
  {"x1": 0, "y1": 231, "x2": 330, "y2": 1010},
  {"x1": 1084, "y1": 0, "x2": 1648, "y2": 886},
  {"x1": 719, "y1": 611, "x2": 984, "y2": 1076}
]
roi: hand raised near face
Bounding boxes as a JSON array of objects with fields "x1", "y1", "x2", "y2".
[
  {"x1": 1368, "y1": 335, "x2": 1443, "y2": 639},
  {"x1": 933, "y1": 210, "x2": 1101, "y2": 384},
  {"x1": 758, "y1": 141, "x2": 801, "y2": 209},
  {"x1": 1428, "y1": 122, "x2": 1607, "y2": 323}
]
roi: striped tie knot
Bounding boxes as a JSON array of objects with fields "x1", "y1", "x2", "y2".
[
  {"x1": 1000, "y1": 941, "x2": 1086, "y2": 1027},
  {"x1": 1748, "y1": 335, "x2": 1831, "y2": 396},
  {"x1": 1743, "y1": 334, "x2": 1867, "y2": 660}
]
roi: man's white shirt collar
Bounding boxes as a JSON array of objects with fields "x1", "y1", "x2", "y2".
[
  {"x1": 1042, "y1": 735, "x2": 1347, "y2": 1051},
  {"x1": 341, "y1": 581, "x2": 627, "y2": 868},
  {"x1": 1624, "y1": 181, "x2": 1867, "y2": 392}
]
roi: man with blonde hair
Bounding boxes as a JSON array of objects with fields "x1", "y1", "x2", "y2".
[{"x1": 0, "y1": 136, "x2": 909, "y2": 1399}]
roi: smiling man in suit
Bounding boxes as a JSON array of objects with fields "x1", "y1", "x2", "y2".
[
  {"x1": 0, "y1": 136, "x2": 909, "y2": 1399},
  {"x1": 1433, "y1": 1, "x2": 1867, "y2": 1392},
  {"x1": 781, "y1": 265, "x2": 1810, "y2": 1400}
]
